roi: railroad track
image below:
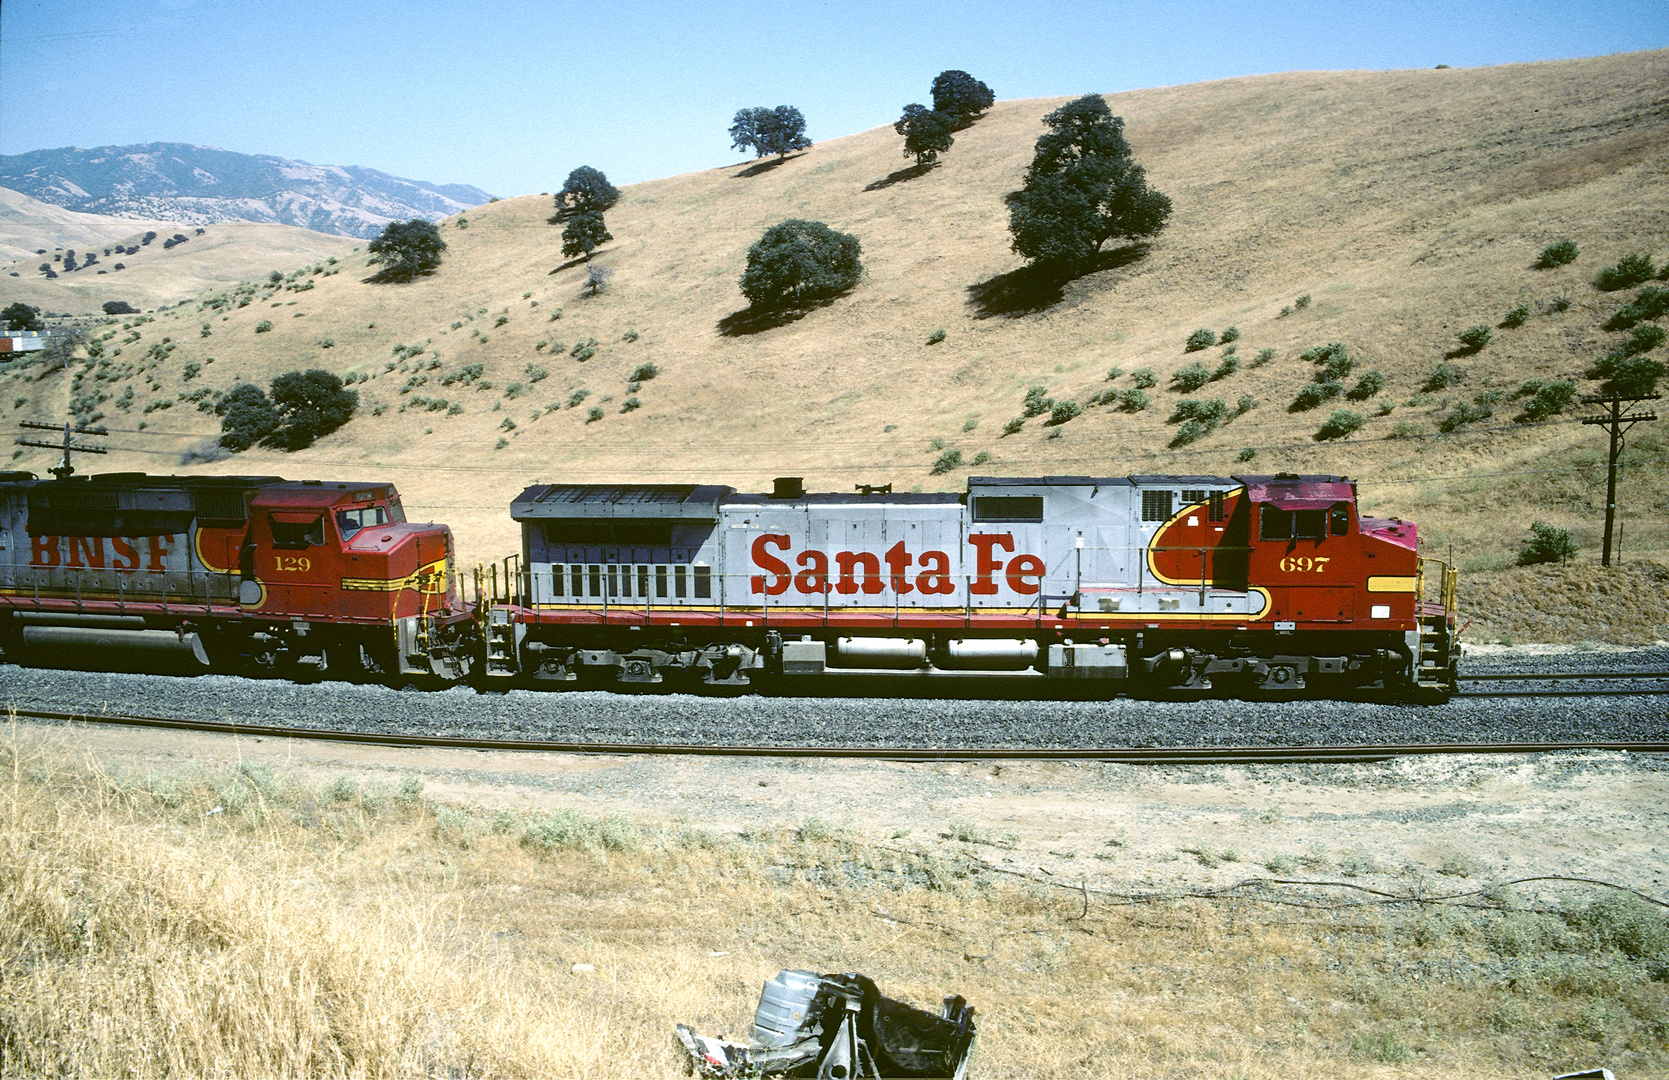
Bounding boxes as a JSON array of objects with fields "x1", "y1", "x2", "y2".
[
  {"x1": 1455, "y1": 670, "x2": 1669, "y2": 698},
  {"x1": 12, "y1": 707, "x2": 1669, "y2": 765}
]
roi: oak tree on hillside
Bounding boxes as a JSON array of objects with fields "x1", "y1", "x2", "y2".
[
  {"x1": 562, "y1": 210, "x2": 613, "y2": 261},
  {"x1": 1007, "y1": 94, "x2": 1171, "y2": 268},
  {"x1": 893, "y1": 104, "x2": 955, "y2": 166},
  {"x1": 2, "y1": 302, "x2": 41, "y2": 331},
  {"x1": 366, "y1": 218, "x2": 447, "y2": 283},
  {"x1": 216, "y1": 383, "x2": 282, "y2": 452},
  {"x1": 267, "y1": 369, "x2": 359, "y2": 451},
  {"x1": 555, "y1": 166, "x2": 619, "y2": 217},
  {"x1": 930, "y1": 70, "x2": 995, "y2": 124},
  {"x1": 217, "y1": 370, "x2": 357, "y2": 452},
  {"x1": 739, "y1": 219, "x2": 862, "y2": 309},
  {"x1": 730, "y1": 106, "x2": 812, "y2": 159}
]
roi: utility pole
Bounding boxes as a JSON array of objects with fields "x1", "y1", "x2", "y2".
[
  {"x1": 16, "y1": 420, "x2": 108, "y2": 479},
  {"x1": 1580, "y1": 393, "x2": 1658, "y2": 567}
]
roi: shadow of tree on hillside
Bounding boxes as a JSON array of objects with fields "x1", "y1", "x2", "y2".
[
  {"x1": 732, "y1": 153, "x2": 807, "y2": 179},
  {"x1": 717, "y1": 295, "x2": 842, "y2": 337},
  {"x1": 361, "y1": 267, "x2": 438, "y2": 285},
  {"x1": 864, "y1": 162, "x2": 937, "y2": 192},
  {"x1": 965, "y1": 244, "x2": 1151, "y2": 319},
  {"x1": 547, "y1": 256, "x2": 592, "y2": 275}
]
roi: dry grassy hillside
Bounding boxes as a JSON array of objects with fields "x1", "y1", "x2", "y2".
[
  {"x1": 0, "y1": 196, "x2": 358, "y2": 312},
  {"x1": 5, "y1": 52, "x2": 1667, "y2": 639}
]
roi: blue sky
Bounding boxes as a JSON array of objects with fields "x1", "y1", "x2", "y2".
[{"x1": 2, "y1": 0, "x2": 1664, "y2": 198}]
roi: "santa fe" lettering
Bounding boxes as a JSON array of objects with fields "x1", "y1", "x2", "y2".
[{"x1": 749, "y1": 533, "x2": 1044, "y2": 597}]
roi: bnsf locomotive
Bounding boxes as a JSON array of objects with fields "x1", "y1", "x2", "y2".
[
  {"x1": 0, "y1": 471, "x2": 475, "y2": 681},
  {"x1": 0, "y1": 469, "x2": 1459, "y2": 699}
]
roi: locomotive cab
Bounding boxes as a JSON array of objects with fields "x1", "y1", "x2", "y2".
[{"x1": 237, "y1": 482, "x2": 471, "y2": 680}]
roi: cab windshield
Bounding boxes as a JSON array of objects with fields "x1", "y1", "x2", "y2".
[{"x1": 336, "y1": 504, "x2": 391, "y2": 539}]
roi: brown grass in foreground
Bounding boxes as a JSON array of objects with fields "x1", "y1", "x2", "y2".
[{"x1": 2, "y1": 734, "x2": 1665, "y2": 1078}]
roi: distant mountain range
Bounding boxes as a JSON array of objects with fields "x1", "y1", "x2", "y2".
[{"x1": 0, "y1": 143, "x2": 495, "y2": 239}]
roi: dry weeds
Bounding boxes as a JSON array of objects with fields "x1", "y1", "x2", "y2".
[{"x1": 3, "y1": 730, "x2": 1664, "y2": 1078}]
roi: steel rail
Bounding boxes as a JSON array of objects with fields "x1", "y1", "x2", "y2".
[
  {"x1": 12, "y1": 708, "x2": 1669, "y2": 764},
  {"x1": 1460, "y1": 671, "x2": 1669, "y2": 681}
]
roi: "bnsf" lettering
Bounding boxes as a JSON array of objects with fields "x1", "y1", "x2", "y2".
[
  {"x1": 749, "y1": 533, "x2": 1045, "y2": 597},
  {"x1": 28, "y1": 534, "x2": 174, "y2": 571}
]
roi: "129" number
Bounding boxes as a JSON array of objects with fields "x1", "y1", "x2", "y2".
[
  {"x1": 1279, "y1": 556, "x2": 1330, "y2": 573},
  {"x1": 274, "y1": 555, "x2": 312, "y2": 573}
]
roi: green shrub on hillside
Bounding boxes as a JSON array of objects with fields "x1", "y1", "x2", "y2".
[
  {"x1": 1047, "y1": 400, "x2": 1081, "y2": 426},
  {"x1": 1514, "y1": 380, "x2": 1575, "y2": 422},
  {"x1": 571, "y1": 338, "x2": 599, "y2": 361},
  {"x1": 1315, "y1": 409, "x2": 1365, "y2": 440},
  {"x1": 1212, "y1": 355, "x2": 1239, "y2": 381},
  {"x1": 1184, "y1": 328, "x2": 1215, "y2": 352},
  {"x1": 1236, "y1": 394, "x2": 1257, "y2": 415},
  {"x1": 1170, "y1": 420, "x2": 1209, "y2": 447},
  {"x1": 1457, "y1": 325, "x2": 1492, "y2": 352},
  {"x1": 1535, "y1": 239, "x2": 1578, "y2": 268},
  {"x1": 254, "y1": 320, "x2": 273, "y2": 334},
  {"x1": 1169, "y1": 398, "x2": 1227, "y2": 426},
  {"x1": 1002, "y1": 417, "x2": 1024, "y2": 435},
  {"x1": 1518, "y1": 521, "x2": 1576, "y2": 565},
  {"x1": 1218, "y1": 326, "x2": 1239, "y2": 344},
  {"x1": 1116, "y1": 388, "x2": 1149, "y2": 412},
  {"x1": 1301, "y1": 342, "x2": 1353, "y2": 382},
  {"x1": 1422, "y1": 362, "x2": 1464, "y2": 392},
  {"x1": 1130, "y1": 367, "x2": 1157, "y2": 389},
  {"x1": 1022, "y1": 385, "x2": 1053, "y2": 417},
  {"x1": 1347, "y1": 370, "x2": 1385, "y2": 400},
  {"x1": 1588, "y1": 352, "x2": 1665, "y2": 397},
  {"x1": 1595, "y1": 253, "x2": 1655, "y2": 292},
  {"x1": 1249, "y1": 347, "x2": 1276, "y2": 368},
  {"x1": 1172, "y1": 362, "x2": 1211, "y2": 392},
  {"x1": 1499, "y1": 303, "x2": 1530, "y2": 328},
  {"x1": 1603, "y1": 286, "x2": 1669, "y2": 331},
  {"x1": 1290, "y1": 382, "x2": 1342, "y2": 411},
  {"x1": 930, "y1": 448, "x2": 964, "y2": 474},
  {"x1": 1438, "y1": 401, "x2": 1492, "y2": 432}
]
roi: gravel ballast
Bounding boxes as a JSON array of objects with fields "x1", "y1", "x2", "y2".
[{"x1": 3, "y1": 645, "x2": 1665, "y2": 750}]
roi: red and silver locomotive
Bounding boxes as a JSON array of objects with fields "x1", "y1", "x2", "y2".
[
  {"x1": 483, "y1": 473, "x2": 1459, "y2": 697},
  {"x1": 0, "y1": 471, "x2": 474, "y2": 680}
]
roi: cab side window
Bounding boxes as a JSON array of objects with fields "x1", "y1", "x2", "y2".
[
  {"x1": 1259, "y1": 507, "x2": 1325, "y2": 541},
  {"x1": 270, "y1": 515, "x2": 324, "y2": 549}
]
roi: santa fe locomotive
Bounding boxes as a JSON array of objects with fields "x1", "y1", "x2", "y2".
[{"x1": 0, "y1": 469, "x2": 1459, "y2": 699}]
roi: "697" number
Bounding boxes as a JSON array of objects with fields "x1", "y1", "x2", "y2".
[{"x1": 1279, "y1": 555, "x2": 1330, "y2": 573}]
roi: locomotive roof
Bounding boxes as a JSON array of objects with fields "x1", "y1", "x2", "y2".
[
  {"x1": 251, "y1": 480, "x2": 399, "y2": 509},
  {"x1": 726, "y1": 491, "x2": 963, "y2": 507},
  {"x1": 512, "y1": 483, "x2": 735, "y2": 519},
  {"x1": 1238, "y1": 474, "x2": 1356, "y2": 507},
  {"x1": 3, "y1": 472, "x2": 285, "y2": 491}
]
